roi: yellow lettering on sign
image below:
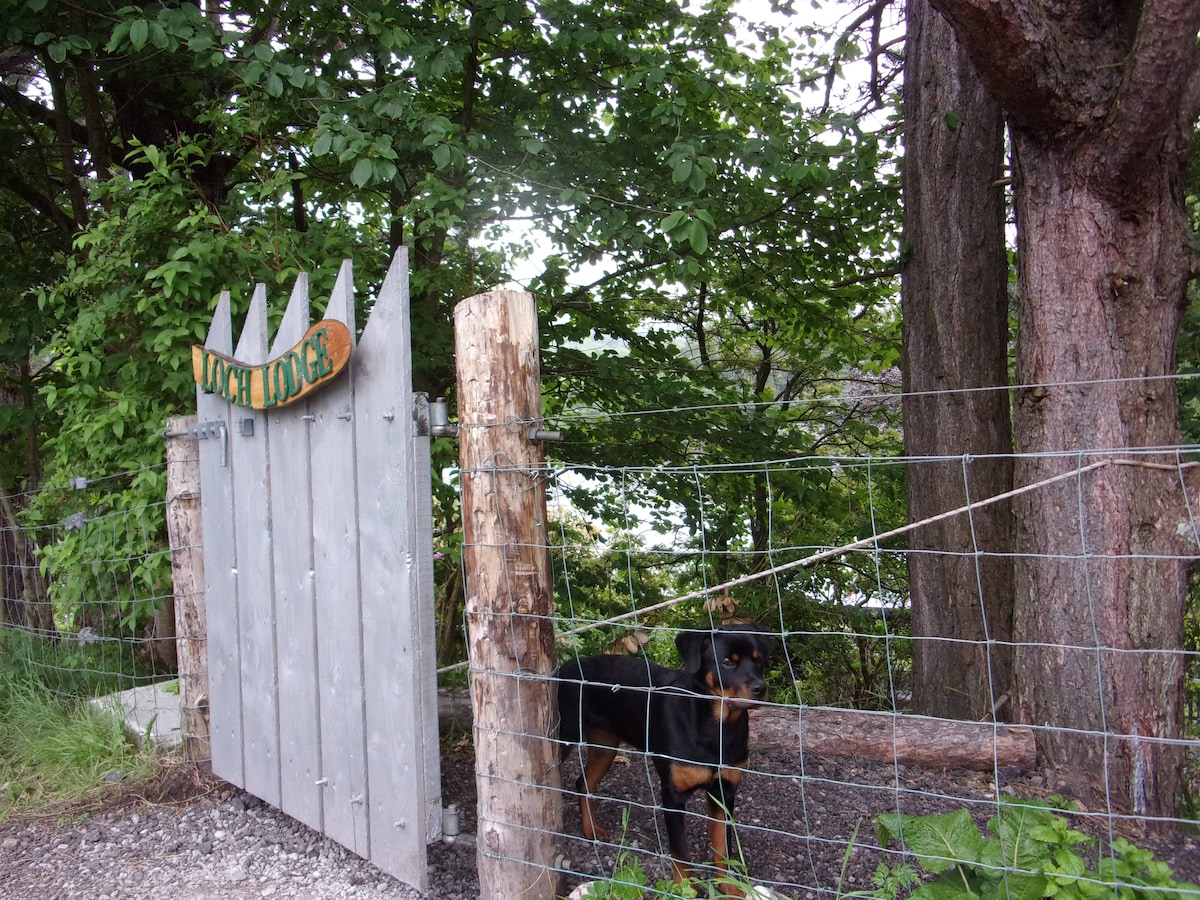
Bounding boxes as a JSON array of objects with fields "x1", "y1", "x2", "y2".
[{"x1": 191, "y1": 320, "x2": 353, "y2": 410}]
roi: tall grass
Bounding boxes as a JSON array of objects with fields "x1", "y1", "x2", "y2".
[{"x1": 0, "y1": 630, "x2": 159, "y2": 820}]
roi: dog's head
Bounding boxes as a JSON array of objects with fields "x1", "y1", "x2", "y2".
[{"x1": 675, "y1": 624, "x2": 773, "y2": 709}]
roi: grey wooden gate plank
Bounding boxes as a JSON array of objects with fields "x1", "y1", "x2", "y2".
[
  {"x1": 267, "y1": 274, "x2": 323, "y2": 833},
  {"x1": 310, "y1": 261, "x2": 371, "y2": 855},
  {"x1": 412, "y1": 398, "x2": 442, "y2": 844},
  {"x1": 230, "y1": 285, "x2": 282, "y2": 809},
  {"x1": 352, "y1": 249, "x2": 441, "y2": 885},
  {"x1": 198, "y1": 292, "x2": 244, "y2": 787}
]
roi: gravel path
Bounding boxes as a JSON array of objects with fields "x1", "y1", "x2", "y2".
[
  {"x1": 0, "y1": 755, "x2": 480, "y2": 900},
  {"x1": 2, "y1": 712, "x2": 1197, "y2": 899}
]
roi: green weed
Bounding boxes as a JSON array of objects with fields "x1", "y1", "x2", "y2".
[{"x1": 870, "y1": 800, "x2": 1200, "y2": 900}]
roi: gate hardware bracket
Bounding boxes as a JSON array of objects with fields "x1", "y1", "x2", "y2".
[
  {"x1": 429, "y1": 396, "x2": 458, "y2": 437},
  {"x1": 527, "y1": 428, "x2": 564, "y2": 443},
  {"x1": 414, "y1": 394, "x2": 458, "y2": 438},
  {"x1": 162, "y1": 419, "x2": 229, "y2": 467}
]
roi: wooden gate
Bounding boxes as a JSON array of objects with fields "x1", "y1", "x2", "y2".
[{"x1": 193, "y1": 249, "x2": 441, "y2": 889}]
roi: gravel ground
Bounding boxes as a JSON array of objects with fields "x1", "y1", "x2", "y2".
[{"x1": 2, "y1": 710, "x2": 1197, "y2": 899}]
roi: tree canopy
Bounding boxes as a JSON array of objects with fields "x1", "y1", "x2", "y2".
[
  {"x1": 1, "y1": 0, "x2": 904, "y2": 645},
  {"x1": 4, "y1": 0, "x2": 1199, "y2": 821}
]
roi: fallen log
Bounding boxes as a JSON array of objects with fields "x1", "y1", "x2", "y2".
[{"x1": 752, "y1": 706, "x2": 1037, "y2": 772}]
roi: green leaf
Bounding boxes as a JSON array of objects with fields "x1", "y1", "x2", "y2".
[
  {"x1": 312, "y1": 132, "x2": 332, "y2": 157},
  {"x1": 660, "y1": 210, "x2": 687, "y2": 233},
  {"x1": 350, "y1": 156, "x2": 374, "y2": 188},
  {"x1": 687, "y1": 219, "x2": 708, "y2": 255},
  {"x1": 129, "y1": 19, "x2": 148, "y2": 50},
  {"x1": 148, "y1": 21, "x2": 169, "y2": 49},
  {"x1": 916, "y1": 874, "x2": 981, "y2": 900},
  {"x1": 432, "y1": 143, "x2": 451, "y2": 169},
  {"x1": 106, "y1": 22, "x2": 130, "y2": 52},
  {"x1": 877, "y1": 810, "x2": 983, "y2": 873}
]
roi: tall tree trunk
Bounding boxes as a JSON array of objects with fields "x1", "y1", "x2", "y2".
[
  {"x1": 929, "y1": 0, "x2": 1200, "y2": 817},
  {"x1": 44, "y1": 56, "x2": 88, "y2": 228},
  {"x1": 1009, "y1": 133, "x2": 1193, "y2": 817},
  {"x1": 901, "y1": 0, "x2": 1014, "y2": 722}
]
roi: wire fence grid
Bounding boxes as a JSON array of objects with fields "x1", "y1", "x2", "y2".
[
  {"x1": 2, "y1": 439, "x2": 1199, "y2": 897},
  {"x1": 0, "y1": 470, "x2": 200, "y2": 752},
  {"x1": 525, "y1": 447, "x2": 1200, "y2": 896}
]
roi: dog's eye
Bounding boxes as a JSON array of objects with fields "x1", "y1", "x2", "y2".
[{"x1": 721, "y1": 657, "x2": 735, "y2": 668}]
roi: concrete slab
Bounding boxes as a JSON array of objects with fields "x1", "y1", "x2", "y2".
[{"x1": 90, "y1": 681, "x2": 183, "y2": 750}]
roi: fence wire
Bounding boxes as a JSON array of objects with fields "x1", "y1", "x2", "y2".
[
  {"x1": 496, "y1": 446, "x2": 1200, "y2": 897},
  {"x1": 4, "y1": 443, "x2": 1199, "y2": 898},
  {"x1": 1, "y1": 465, "x2": 196, "y2": 755}
]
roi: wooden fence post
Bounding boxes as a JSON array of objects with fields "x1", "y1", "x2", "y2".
[
  {"x1": 165, "y1": 415, "x2": 210, "y2": 762},
  {"x1": 455, "y1": 291, "x2": 562, "y2": 900}
]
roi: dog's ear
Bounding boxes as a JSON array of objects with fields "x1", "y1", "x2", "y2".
[{"x1": 675, "y1": 630, "x2": 712, "y2": 673}]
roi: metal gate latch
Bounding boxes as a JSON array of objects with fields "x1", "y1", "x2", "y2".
[{"x1": 163, "y1": 419, "x2": 229, "y2": 466}]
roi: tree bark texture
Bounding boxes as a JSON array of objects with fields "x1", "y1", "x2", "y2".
[
  {"x1": 759, "y1": 707, "x2": 1036, "y2": 772},
  {"x1": 455, "y1": 291, "x2": 563, "y2": 900},
  {"x1": 901, "y1": 0, "x2": 1015, "y2": 722},
  {"x1": 928, "y1": 0, "x2": 1200, "y2": 817},
  {"x1": 165, "y1": 416, "x2": 211, "y2": 763},
  {"x1": 0, "y1": 477, "x2": 54, "y2": 634}
]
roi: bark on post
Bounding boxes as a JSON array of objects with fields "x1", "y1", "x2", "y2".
[
  {"x1": 455, "y1": 291, "x2": 562, "y2": 900},
  {"x1": 165, "y1": 415, "x2": 210, "y2": 762}
]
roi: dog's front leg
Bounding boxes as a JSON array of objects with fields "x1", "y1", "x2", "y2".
[
  {"x1": 706, "y1": 775, "x2": 744, "y2": 898},
  {"x1": 656, "y1": 761, "x2": 697, "y2": 886},
  {"x1": 661, "y1": 795, "x2": 693, "y2": 887}
]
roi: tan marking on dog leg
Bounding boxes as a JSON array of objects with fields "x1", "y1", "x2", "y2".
[
  {"x1": 708, "y1": 789, "x2": 744, "y2": 897},
  {"x1": 579, "y1": 745, "x2": 617, "y2": 842}
]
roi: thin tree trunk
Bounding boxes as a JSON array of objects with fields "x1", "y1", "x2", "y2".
[
  {"x1": 435, "y1": 563, "x2": 465, "y2": 664},
  {"x1": 44, "y1": 56, "x2": 88, "y2": 228},
  {"x1": 0, "y1": 479, "x2": 54, "y2": 634},
  {"x1": 901, "y1": 0, "x2": 1014, "y2": 722}
]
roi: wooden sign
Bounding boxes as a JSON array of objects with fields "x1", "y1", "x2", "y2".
[{"x1": 192, "y1": 319, "x2": 352, "y2": 410}]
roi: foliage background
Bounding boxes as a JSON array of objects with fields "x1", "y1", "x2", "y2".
[{"x1": 0, "y1": 0, "x2": 1196, "y2": 727}]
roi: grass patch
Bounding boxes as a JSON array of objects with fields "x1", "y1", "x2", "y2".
[
  {"x1": 0, "y1": 631, "x2": 160, "y2": 821},
  {"x1": 0, "y1": 626, "x2": 156, "y2": 698}
]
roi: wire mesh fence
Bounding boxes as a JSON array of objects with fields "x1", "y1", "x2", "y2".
[
  {"x1": 1, "y1": 466, "x2": 196, "y2": 752},
  {"x1": 530, "y1": 447, "x2": 1200, "y2": 897},
  {"x1": 3, "y1": 439, "x2": 1199, "y2": 897}
]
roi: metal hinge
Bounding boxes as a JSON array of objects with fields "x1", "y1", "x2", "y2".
[{"x1": 414, "y1": 394, "x2": 458, "y2": 438}]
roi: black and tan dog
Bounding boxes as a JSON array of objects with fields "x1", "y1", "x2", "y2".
[{"x1": 557, "y1": 624, "x2": 773, "y2": 893}]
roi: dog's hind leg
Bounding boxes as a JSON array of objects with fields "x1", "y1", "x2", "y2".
[{"x1": 577, "y1": 739, "x2": 619, "y2": 842}]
